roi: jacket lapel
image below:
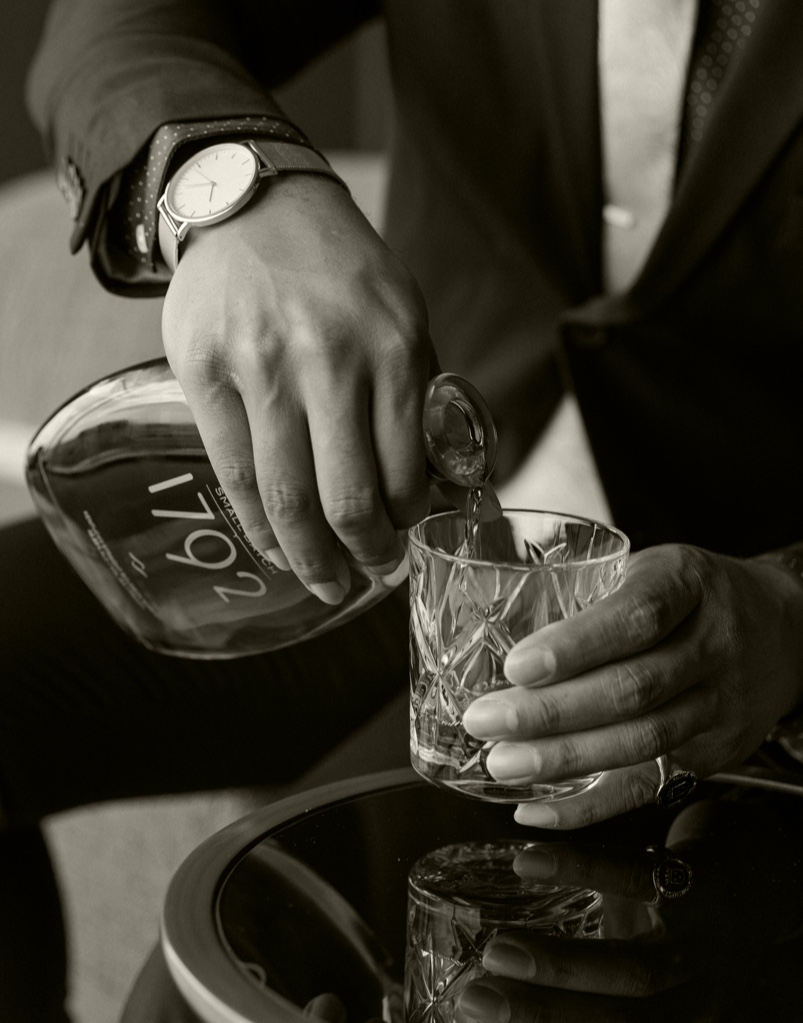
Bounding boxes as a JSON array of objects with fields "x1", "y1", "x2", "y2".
[{"x1": 625, "y1": 0, "x2": 803, "y2": 315}]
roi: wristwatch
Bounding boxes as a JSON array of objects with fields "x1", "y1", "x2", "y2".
[{"x1": 156, "y1": 139, "x2": 346, "y2": 272}]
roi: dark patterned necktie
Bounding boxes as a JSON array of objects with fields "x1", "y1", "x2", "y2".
[{"x1": 681, "y1": 0, "x2": 762, "y2": 157}]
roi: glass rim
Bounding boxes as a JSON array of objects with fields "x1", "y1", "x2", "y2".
[{"x1": 408, "y1": 507, "x2": 630, "y2": 571}]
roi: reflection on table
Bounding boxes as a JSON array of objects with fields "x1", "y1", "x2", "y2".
[{"x1": 162, "y1": 767, "x2": 803, "y2": 1023}]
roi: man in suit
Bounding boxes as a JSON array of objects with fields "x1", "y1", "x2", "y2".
[{"x1": 5, "y1": 1, "x2": 803, "y2": 1016}]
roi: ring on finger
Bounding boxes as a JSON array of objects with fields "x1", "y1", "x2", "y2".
[
  {"x1": 654, "y1": 754, "x2": 698, "y2": 809},
  {"x1": 646, "y1": 844, "x2": 694, "y2": 904}
]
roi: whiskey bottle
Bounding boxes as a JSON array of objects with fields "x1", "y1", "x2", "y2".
[{"x1": 26, "y1": 359, "x2": 495, "y2": 658}]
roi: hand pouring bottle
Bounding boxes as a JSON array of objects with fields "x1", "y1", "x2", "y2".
[{"x1": 26, "y1": 359, "x2": 496, "y2": 658}]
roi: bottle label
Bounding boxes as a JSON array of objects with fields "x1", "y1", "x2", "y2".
[
  {"x1": 27, "y1": 364, "x2": 398, "y2": 657},
  {"x1": 44, "y1": 453, "x2": 320, "y2": 655}
]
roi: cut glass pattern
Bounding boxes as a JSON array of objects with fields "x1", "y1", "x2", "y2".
[
  {"x1": 405, "y1": 841, "x2": 603, "y2": 1023},
  {"x1": 409, "y1": 510, "x2": 628, "y2": 801}
]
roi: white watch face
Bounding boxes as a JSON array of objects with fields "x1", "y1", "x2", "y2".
[{"x1": 167, "y1": 143, "x2": 259, "y2": 224}]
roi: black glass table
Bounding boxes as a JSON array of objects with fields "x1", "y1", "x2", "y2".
[{"x1": 158, "y1": 765, "x2": 803, "y2": 1023}]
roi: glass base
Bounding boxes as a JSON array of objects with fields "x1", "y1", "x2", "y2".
[
  {"x1": 411, "y1": 758, "x2": 602, "y2": 803},
  {"x1": 405, "y1": 839, "x2": 603, "y2": 1023}
]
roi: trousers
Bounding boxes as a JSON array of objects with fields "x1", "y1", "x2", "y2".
[{"x1": 0, "y1": 517, "x2": 410, "y2": 1021}]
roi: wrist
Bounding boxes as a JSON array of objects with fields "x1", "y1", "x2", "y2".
[{"x1": 157, "y1": 139, "x2": 348, "y2": 273}]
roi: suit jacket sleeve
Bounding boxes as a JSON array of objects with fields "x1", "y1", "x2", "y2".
[{"x1": 26, "y1": 0, "x2": 379, "y2": 256}]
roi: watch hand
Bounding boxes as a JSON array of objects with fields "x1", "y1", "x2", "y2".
[{"x1": 190, "y1": 169, "x2": 217, "y2": 185}]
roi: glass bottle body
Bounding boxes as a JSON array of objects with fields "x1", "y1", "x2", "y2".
[{"x1": 26, "y1": 359, "x2": 408, "y2": 659}]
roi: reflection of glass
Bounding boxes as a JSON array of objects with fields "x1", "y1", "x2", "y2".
[
  {"x1": 409, "y1": 510, "x2": 629, "y2": 802},
  {"x1": 405, "y1": 840, "x2": 603, "y2": 1023}
]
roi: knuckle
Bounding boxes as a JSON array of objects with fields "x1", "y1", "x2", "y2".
[
  {"x1": 372, "y1": 320, "x2": 430, "y2": 396},
  {"x1": 234, "y1": 330, "x2": 283, "y2": 379},
  {"x1": 608, "y1": 659, "x2": 661, "y2": 717},
  {"x1": 259, "y1": 481, "x2": 314, "y2": 525},
  {"x1": 617, "y1": 954, "x2": 663, "y2": 999},
  {"x1": 378, "y1": 328, "x2": 429, "y2": 376},
  {"x1": 544, "y1": 953, "x2": 586, "y2": 991},
  {"x1": 289, "y1": 553, "x2": 338, "y2": 583},
  {"x1": 618, "y1": 593, "x2": 671, "y2": 647},
  {"x1": 668, "y1": 544, "x2": 710, "y2": 612},
  {"x1": 616, "y1": 545, "x2": 709, "y2": 649},
  {"x1": 550, "y1": 735, "x2": 583, "y2": 779},
  {"x1": 672, "y1": 542, "x2": 709, "y2": 584},
  {"x1": 527, "y1": 691, "x2": 565, "y2": 735},
  {"x1": 291, "y1": 320, "x2": 358, "y2": 370},
  {"x1": 628, "y1": 714, "x2": 674, "y2": 762},
  {"x1": 306, "y1": 336, "x2": 353, "y2": 371},
  {"x1": 623, "y1": 766, "x2": 660, "y2": 813},
  {"x1": 214, "y1": 459, "x2": 258, "y2": 494},
  {"x1": 176, "y1": 331, "x2": 233, "y2": 382},
  {"x1": 324, "y1": 488, "x2": 382, "y2": 536}
]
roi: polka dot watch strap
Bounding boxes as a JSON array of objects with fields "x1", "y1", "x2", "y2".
[{"x1": 107, "y1": 115, "x2": 310, "y2": 281}]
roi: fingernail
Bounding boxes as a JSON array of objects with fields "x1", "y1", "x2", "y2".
[
  {"x1": 368, "y1": 557, "x2": 403, "y2": 576},
  {"x1": 514, "y1": 803, "x2": 558, "y2": 828},
  {"x1": 304, "y1": 993, "x2": 347, "y2": 1023},
  {"x1": 513, "y1": 846, "x2": 557, "y2": 879},
  {"x1": 485, "y1": 742, "x2": 539, "y2": 783},
  {"x1": 379, "y1": 552, "x2": 410, "y2": 586},
  {"x1": 505, "y1": 646, "x2": 556, "y2": 685},
  {"x1": 367, "y1": 534, "x2": 406, "y2": 574},
  {"x1": 265, "y1": 547, "x2": 291, "y2": 571},
  {"x1": 309, "y1": 581, "x2": 346, "y2": 605},
  {"x1": 457, "y1": 984, "x2": 510, "y2": 1023},
  {"x1": 483, "y1": 942, "x2": 536, "y2": 980},
  {"x1": 462, "y1": 699, "x2": 518, "y2": 739}
]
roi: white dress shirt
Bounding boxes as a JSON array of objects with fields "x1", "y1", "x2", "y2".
[{"x1": 498, "y1": 0, "x2": 698, "y2": 522}]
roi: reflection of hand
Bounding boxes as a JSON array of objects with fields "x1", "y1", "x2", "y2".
[
  {"x1": 457, "y1": 798, "x2": 803, "y2": 1021},
  {"x1": 461, "y1": 544, "x2": 803, "y2": 827},
  {"x1": 304, "y1": 991, "x2": 383, "y2": 1023},
  {"x1": 162, "y1": 173, "x2": 435, "y2": 603},
  {"x1": 305, "y1": 993, "x2": 348, "y2": 1023}
]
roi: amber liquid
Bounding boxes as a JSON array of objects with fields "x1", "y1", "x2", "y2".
[{"x1": 463, "y1": 486, "x2": 483, "y2": 557}]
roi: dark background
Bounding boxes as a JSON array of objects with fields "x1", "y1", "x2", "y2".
[{"x1": 1, "y1": 0, "x2": 392, "y2": 187}]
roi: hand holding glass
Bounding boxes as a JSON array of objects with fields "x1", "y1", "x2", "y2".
[{"x1": 409, "y1": 509, "x2": 629, "y2": 802}]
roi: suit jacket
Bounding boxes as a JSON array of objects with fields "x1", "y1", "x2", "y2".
[{"x1": 27, "y1": 0, "x2": 803, "y2": 556}]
